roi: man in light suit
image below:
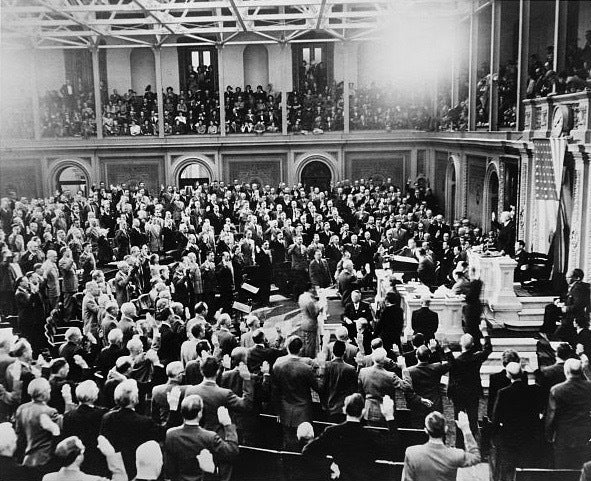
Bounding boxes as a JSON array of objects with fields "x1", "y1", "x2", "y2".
[
  {"x1": 411, "y1": 296, "x2": 439, "y2": 341},
  {"x1": 402, "y1": 411, "x2": 480, "y2": 481},
  {"x1": 151, "y1": 361, "x2": 187, "y2": 430},
  {"x1": 272, "y1": 336, "x2": 319, "y2": 451},
  {"x1": 309, "y1": 249, "x2": 331, "y2": 288},
  {"x1": 545, "y1": 358, "x2": 591, "y2": 468},
  {"x1": 183, "y1": 357, "x2": 253, "y2": 481},
  {"x1": 164, "y1": 395, "x2": 239, "y2": 481}
]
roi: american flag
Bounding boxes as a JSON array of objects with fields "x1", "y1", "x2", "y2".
[{"x1": 533, "y1": 139, "x2": 558, "y2": 201}]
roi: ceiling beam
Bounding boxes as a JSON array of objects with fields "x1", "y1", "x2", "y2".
[
  {"x1": 315, "y1": 0, "x2": 327, "y2": 29},
  {"x1": 228, "y1": 0, "x2": 247, "y2": 32}
]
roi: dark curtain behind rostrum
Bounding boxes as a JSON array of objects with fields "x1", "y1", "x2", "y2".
[{"x1": 64, "y1": 46, "x2": 107, "y2": 95}]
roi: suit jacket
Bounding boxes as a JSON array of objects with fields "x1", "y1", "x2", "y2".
[
  {"x1": 403, "y1": 361, "x2": 450, "y2": 416},
  {"x1": 411, "y1": 307, "x2": 439, "y2": 341},
  {"x1": 151, "y1": 381, "x2": 187, "y2": 429},
  {"x1": 492, "y1": 380, "x2": 543, "y2": 448},
  {"x1": 184, "y1": 379, "x2": 253, "y2": 436},
  {"x1": 564, "y1": 280, "x2": 591, "y2": 323},
  {"x1": 486, "y1": 369, "x2": 528, "y2": 418},
  {"x1": 545, "y1": 376, "x2": 591, "y2": 447},
  {"x1": 288, "y1": 243, "x2": 308, "y2": 271},
  {"x1": 42, "y1": 453, "x2": 126, "y2": 481},
  {"x1": 303, "y1": 420, "x2": 395, "y2": 481},
  {"x1": 58, "y1": 257, "x2": 78, "y2": 293},
  {"x1": 342, "y1": 301, "x2": 372, "y2": 340},
  {"x1": 62, "y1": 404, "x2": 109, "y2": 476},
  {"x1": 216, "y1": 328, "x2": 238, "y2": 357},
  {"x1": 164, "y1": 423, "x2": 239, "y2": 481},
  {"x1": 247, "y1": 344, "x2": 284, "y2": 373},
  {"x1": 337, "y1": 271, "x2": 357, "y2": 306},
  {"x1": 215, "y1": 263, "x2": 234, "y2": 293},
  {"x1": 272, "y1": 355, "x2": 319, "y2": 427},
  {"x1": 447, "y1": 336, "x2": 492, "y2": 402},
  {"x1": 309, "y1": 258, "x2": 331, "y2": 288},
  {"x1": 535, "y1": 362, "x2": 566, "y2": 402},
  {"x1": 99, "y1": 407, "x2": 161, "y2": 479},
  {"x1": 321, "y1": 358, "x2": 358, "y2": 416},
  {"x1": 402, "y1": 435, "x2": 480, "y2": 481}
]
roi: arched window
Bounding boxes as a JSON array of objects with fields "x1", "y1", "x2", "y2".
[
  {"x1": 178, "y1": 162, "x2": 211, "y2": 189},
  {"x1": 243, "y1": 45, "x2": 269, "y2": 90},
  {"x1": 301, "y1": 161, "x2": 332, "y2": 192},
  {"x1": 57, "y1": 166, "x2": 88, "y2": 195},
  {"x1": 130, "y1": 48, "x2": 156, "y2": 96}
]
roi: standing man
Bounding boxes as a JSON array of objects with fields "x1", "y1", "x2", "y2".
[
  {"x1": 402, "y1": 411, "x2": 480, "y2": 480},
  {"x1": 288, "y1": 235, "x2": 309, "y2": 300},
  {"x1": 447, "y1": 321, "x2": 492, "y2": 449},
  {"x1": 58, "y1": 248, "x2": 79, "y2": 321},
  {"x1": 320, "y1": 341, "x2": 358, "y2": 423},
  {"x1": 545, "y1": 358, "x2": 591, "y2": 468},
  {"x1": 298, "y1": 284, "x2": 323, "y2": 358},
  {"x1": 272, "y1": 336, "x2": 319, "y2": 451},
  {"x1": 309, "y1": 249, "x2": 331, "y2": 289},
  {"x1": 490, "y1": 362, "x2": 543, "y2": 481},
  {"x1": 42, "y1": 249, "x2": 61, "y2": 310},
  {"x1": 411, "y1": 296, "x2": 439, "y2": 341},
  {"x1": 342, "y1": 290, "x2": 372, "y2": 345}
]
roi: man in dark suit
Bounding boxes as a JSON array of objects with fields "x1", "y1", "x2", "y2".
[
  {"x1": 491, "y1": 363, "x2": 544, "y2": 481},
  {"x1": 447, "y1": 321, "x2": 492, "y2": 449},
  {"x1": 411, "y1": 296, "x2": 439, "y2": 341},
  {"x1": 214, "y1": 314, "x2": 238, "y2": 358},
  {"x1": 151, "y1": 361, "x2": 187, "y2": 430},
  {"x1": 320, "y1": 341, "x2": 358, "y2": 423},
  {"x1": 246, "y1": 329, "x2": 284, "y2": 374},
  {"x1": 303, "y1": 393, "x2": 396, "y2": 481},
  {"x1": 215, "y1": 252, "x2": 235, "y2": 314},
  {"x1": 486, "y1": 349, "x2": 521, "y2": 419},
  {"x1": 545, "y1": 358, "x2": 591, "y2": 468},
  {"x1": 535, "y1": 342, "x2": 572, "y2": 406},
  {"x1": 309, "y1": 249, "x2": 331, "y2": 288},
  {"x1": 288, "y1": 235, "x2": 309, "y2": 299},
  {"x1": 100, "y1": 379, "x2": 161, "y2": 479},
  {"x1": 163, "y1": 395, "x2": 239, "y2": 481},
  {"x1": 62, "y1": 380, "x2": 109, "y2": 476},
  {"x1": 272, "y1": 336, "x2": 319, "y2": 451},
  {"x1": 416, "y1": 248, "x2": 436, "y2": 287},
  {"x1": 337, "y1": 260, "x2": 358, "y2": 307},
  {"x1": 547, "y1": 268, "x2": 591, "y2": 339},
  {"x1": 403, "y1": 344, "x2": 451, "y2": 428},
  {"x1": 342, "y1": 289, "x2": 372, "y2": 342}
]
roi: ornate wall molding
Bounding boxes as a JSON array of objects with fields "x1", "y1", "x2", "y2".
[
  {"x1": 46, "y1": 157, "x2": 93, "y2": 194},
  {"x1": 170, "y1": 154, "x2": 216, "y2": 184},
  {"x1": 294, "y1": 151, "x2": 339, "y2": 184}
]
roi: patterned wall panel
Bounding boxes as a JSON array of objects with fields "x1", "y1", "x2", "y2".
[
  {"x1": 0, "y1": 160, "x2": 42, "y2": 198},
  {"x1": 434, "y1": 151, "x2": 448, "y2": 199},
  {"x1": 224, "y1": 155, "x2": 284, "y2": 186},
  {"x1": 345, "y1": 151, "x2": 409, "y2": 186},
  {"x1": 466, "y1": 155, "x2": 487, "y2": 224},
  {"x1": 103, "y1": 159, "x2": 163, "y2": 193}
]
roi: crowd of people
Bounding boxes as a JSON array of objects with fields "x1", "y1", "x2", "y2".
[
  {"x1": 287, "y1": 84, "x2": 344, "y2": 133},
  {"x1": 40, "y1": 83, "x2": 96, "y2": 138},
  {"x1": 0, "y1": 175, "x2": 589, "y2": 480},
  {"x1": 349, "y1": 85, "x2": 441, "y2": 131}
]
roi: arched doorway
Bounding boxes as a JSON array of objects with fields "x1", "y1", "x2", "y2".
[
  {"x1": 301, "y1": 161, "x2": 332, "y2": 191},
  {"x1": 57, "y1": 165, "x2": 88, "y2": 195},
  {"x1": 178, "y1": 162, "x2": 211, "y2": 189},
  {"x1": 446, "y1": 162, "x2": 457, "y2": 222},
  {"x1": 487, "y1": 171, "x2": 499, "y2": 231}
]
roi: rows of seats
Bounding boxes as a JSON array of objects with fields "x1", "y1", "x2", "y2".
[{"x1": 233, "y1": 445, "x2": 404, "y2": 481}]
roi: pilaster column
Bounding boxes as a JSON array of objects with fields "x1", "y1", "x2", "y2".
[
  {"x1": 467, "y1": 4, "x2": 479, "y2": 131},
  {"x1": 568, "y1": 152, "x2": 585, "y2": 272},
  {"x1": 91, "y1": 45, "x2": 103, "y2": 139},
  {"x1": 31, "y1": 48, "x2": 41, "y2": 140},
  {"x1": 281, "y1": 43, "x2": 288, "y2": 135},
  {"x1": 585, "y1": 157, "x2": 591, "y2": 283},
  {"x1": 488, "y1": 0, "x2": 501, "y2": 131},
  {"x1": 153, "y1": 46, "x2": 165, "y2": 138},
  {"x1": 217, "y1": 45, "x2": 226, "y2": 136},
  {"x1": 516, "y1": 0, "x2": 530, "y2": 131},
  {"x1": 553, "y1": 0, "x2": 567, "y2": 77},
  {"x1": 343, "y1": 42, "x2": 350, "y2": 134}
]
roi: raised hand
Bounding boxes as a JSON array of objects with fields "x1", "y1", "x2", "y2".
[
  {"x1": 217, "y1": 406, "x2": 232, "y2": 426},
  {"x1": 238, "y1": 362, "x2": 251, "y2": 380},
  {"x1": 380, "y1": 394, "x2": 395, "y2": 421},
  {"x1": 456, "y1": 411, "x2": 471, "y2": 432},
  {"x1": 196, "y1": 449, "x2": 215, "y2": 474},
  {"x1": 97, "y1": 435, "x2": 116, "y2": 456}
]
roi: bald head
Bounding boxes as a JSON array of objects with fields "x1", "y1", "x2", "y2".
[
  {"x1": 335, "y1": 326, "x2": 349, "y2": 341},
  {"x1": 506, "y1": 362, "x2": 522, "y2": 380},
  {"x1": 564, "y1": 358, "x2": 583, "y2": 378},
  {"x1": 460, "y1": 333, "x2": 474, "y2": 351}
]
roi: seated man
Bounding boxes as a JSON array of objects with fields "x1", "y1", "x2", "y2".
[{"x1": 342, "y1": 290, "x2": 372, "y2": 343}]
